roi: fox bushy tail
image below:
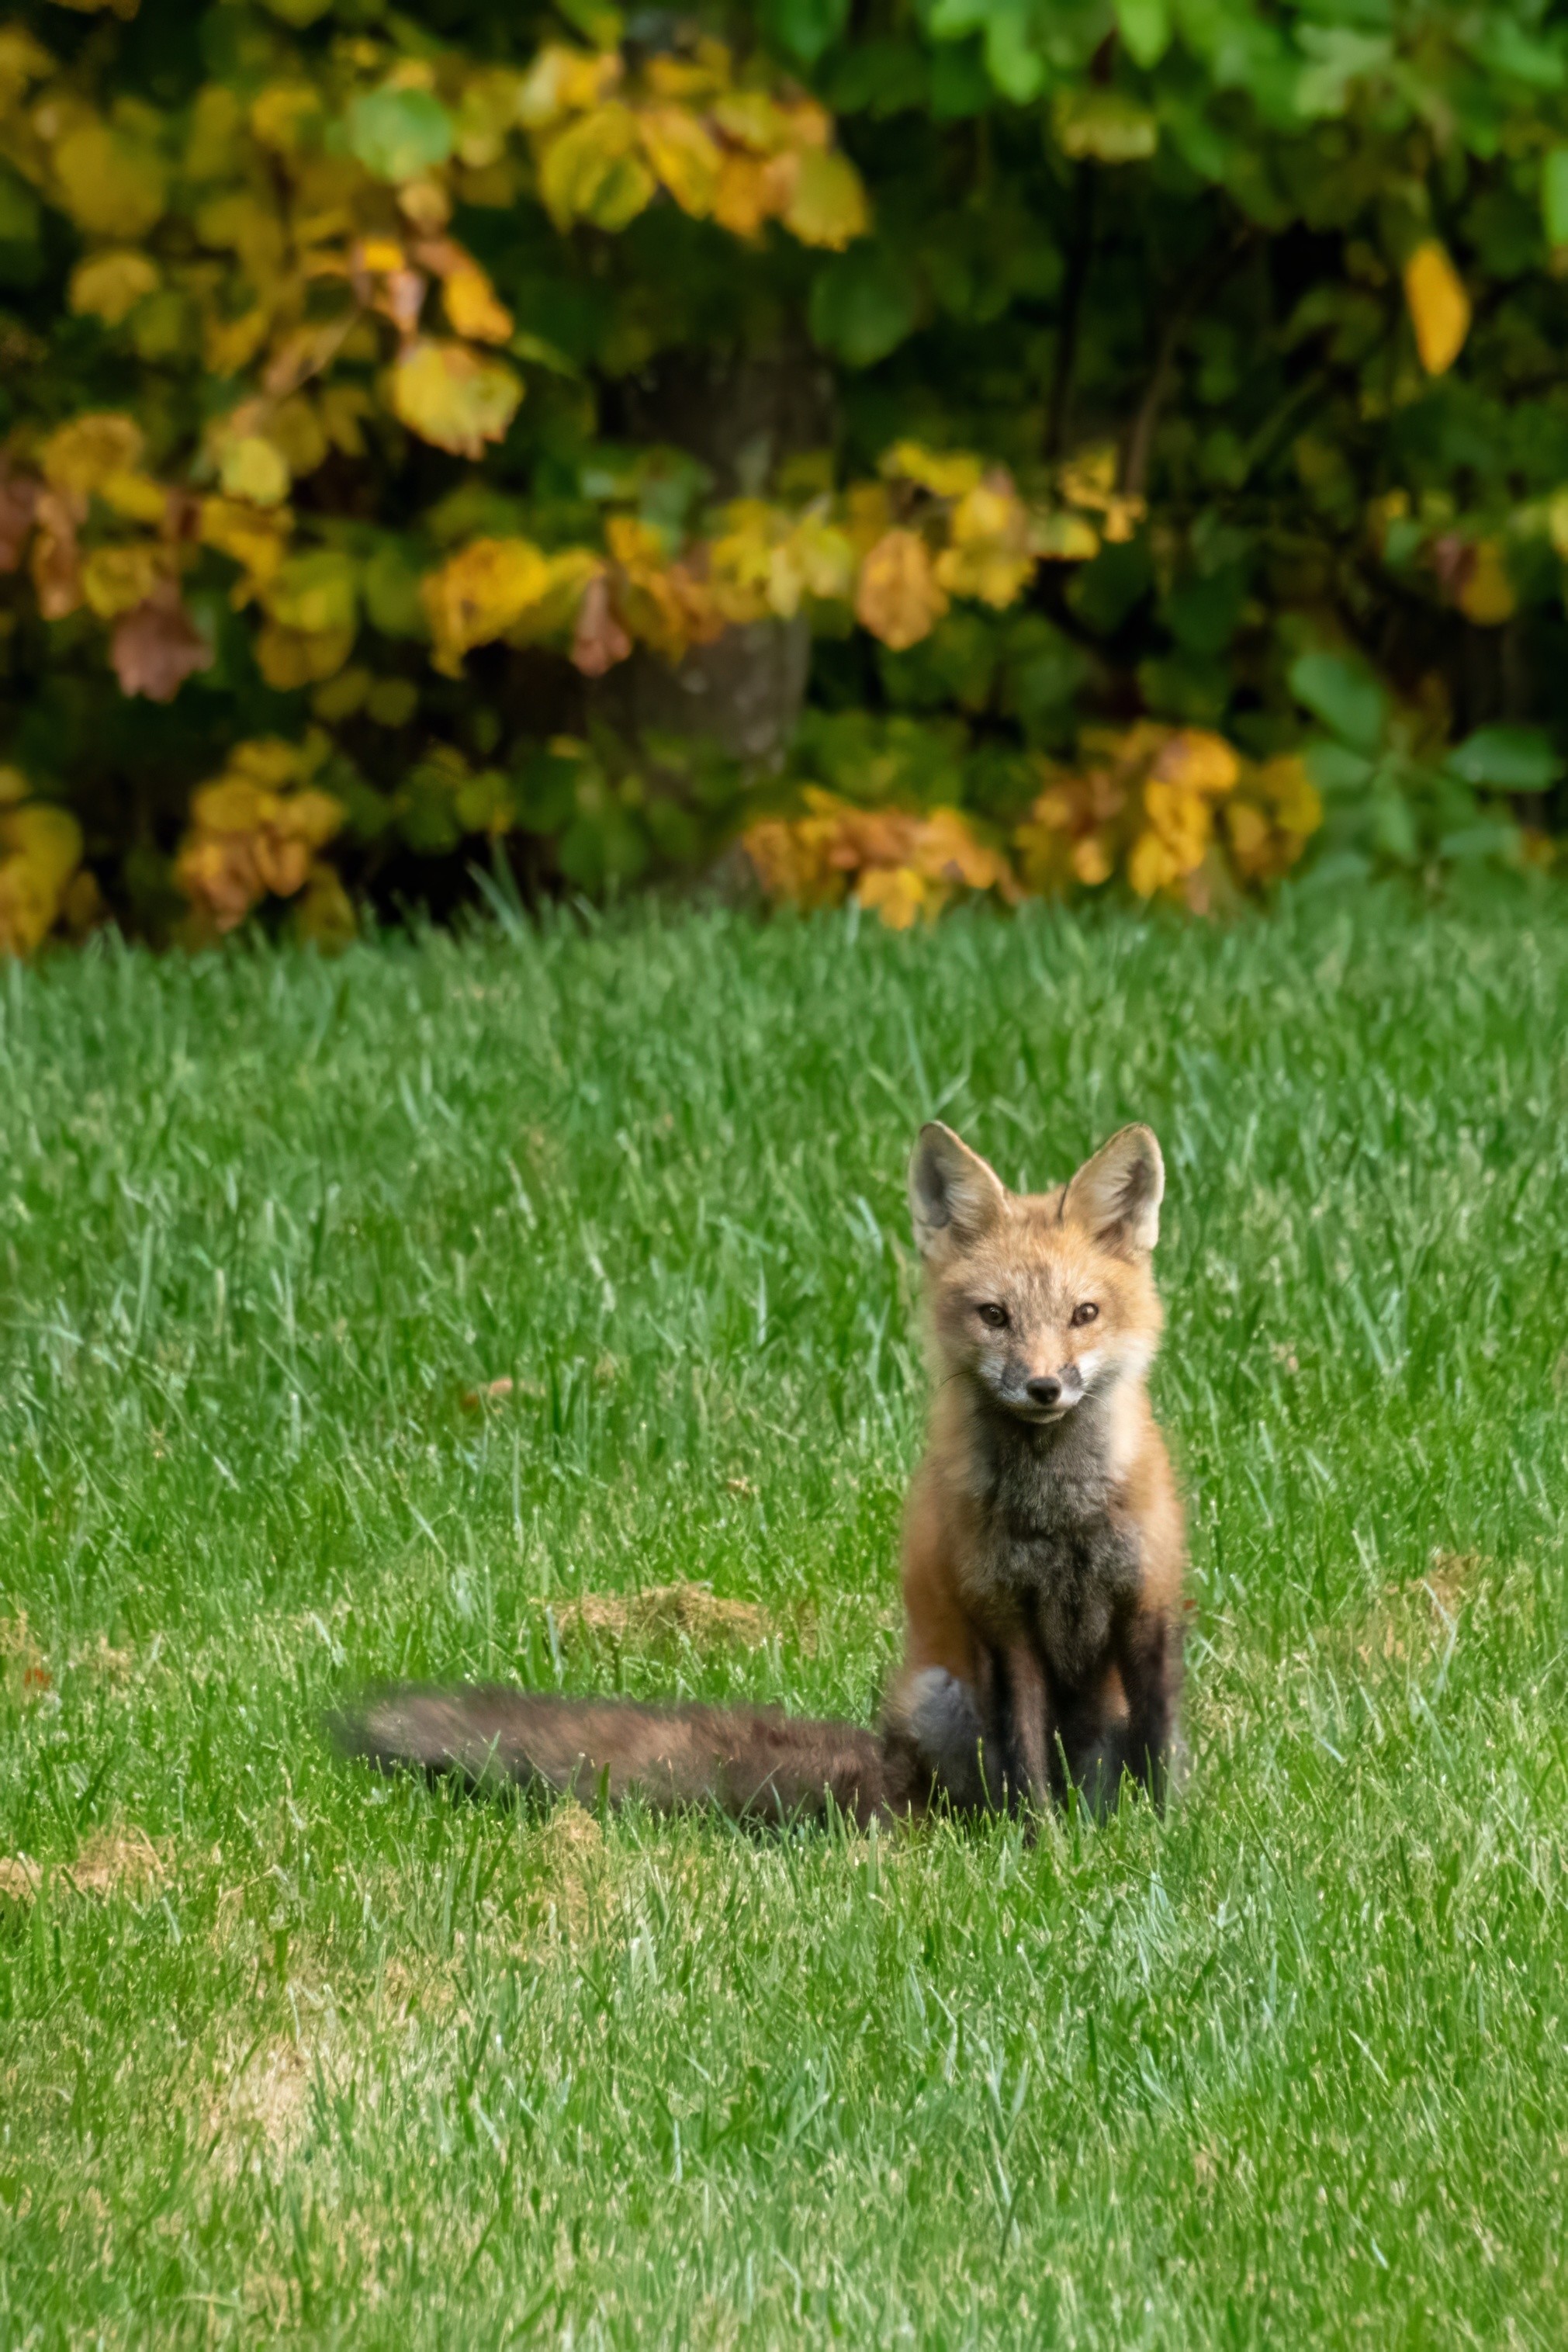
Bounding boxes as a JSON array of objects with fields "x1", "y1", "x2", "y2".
[{"x1": 331, "y1": 1685, "x2": 899, "y2": 1827}]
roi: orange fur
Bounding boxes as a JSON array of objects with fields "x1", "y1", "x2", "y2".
[{"x1": 883, "y1": 1122, "x2": 1187, "y2": 1813}]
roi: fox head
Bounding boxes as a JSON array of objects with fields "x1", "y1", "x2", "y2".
[{"x1": 909, "y1": 1121, "x2": 1165, "y2": 1425}]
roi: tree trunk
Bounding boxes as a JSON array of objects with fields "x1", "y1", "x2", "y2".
[{"x1": 587, "y1": 341, "x2": 835, "y2": 769}]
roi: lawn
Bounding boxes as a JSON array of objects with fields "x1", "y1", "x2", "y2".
[{"x1": 1, "y1": 884, "x2": 1566, "y2": 2348}]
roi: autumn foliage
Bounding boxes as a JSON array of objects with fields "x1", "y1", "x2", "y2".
[{"x1": 1, "y1": 1, "x2": 1565, "y2": 948}]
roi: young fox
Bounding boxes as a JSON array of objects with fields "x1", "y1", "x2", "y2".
[{"x1": 335, "y1": 1123, "x2": 1186, "y2": 1822}]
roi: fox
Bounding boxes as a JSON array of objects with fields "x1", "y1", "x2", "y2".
[{"x1": 333, "y1": 1121, "x2": 1186, "y2": 1824}]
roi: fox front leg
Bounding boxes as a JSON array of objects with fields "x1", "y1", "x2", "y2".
[
  {"x1": 1100, "y1": 1606, "x2": 1182, "y2": 1809},
  {"x1": 989, "y1": 1638, "x2": 1054, "y2": 1813}
]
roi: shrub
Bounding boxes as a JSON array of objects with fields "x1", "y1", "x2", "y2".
[{"x1": 1, "y1": 0, "x2": 1565, "y2": 946}]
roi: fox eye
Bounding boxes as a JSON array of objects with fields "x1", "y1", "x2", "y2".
[
  {"x1": 976, "y1": 1302, "x2": 1009, "y2": 1331},
  {"x1": 1071, "y1": 1301, "x2": 1099, "y2": 1328}
]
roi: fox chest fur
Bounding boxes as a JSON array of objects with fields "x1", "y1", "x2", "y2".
[{"x1": 961, "y1": 1405, "x2": 1144, "y2": 1689}]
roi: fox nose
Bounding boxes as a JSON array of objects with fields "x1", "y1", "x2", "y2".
[{"x1": 1026, "y1": 1375, "x2": 1062, "y2": 1407}]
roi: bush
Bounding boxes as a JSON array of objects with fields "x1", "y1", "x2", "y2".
[{"x1": 1, "y1": 0, "x2": 1566, "y2": 948}]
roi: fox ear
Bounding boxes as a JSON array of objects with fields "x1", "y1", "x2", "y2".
[
  {"x1": 909, "y1": 1124, "x2": 1008, "y2": 1259},
  {"x1": 1062, "y1": 1124, "x2": 1165, "y2": 1254}
]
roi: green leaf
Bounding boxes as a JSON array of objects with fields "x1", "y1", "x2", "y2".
[
  {"x1": 1369, "y1": 786, "x2": 1420, "y2": 865},
  {"x1": 763, "y1": 0, "x2": 850, "y2": 66},
  {"x1": 983, "y1": 6, "x2": 1047, "y2": 103},
  {"x1": 553, "y1": 0, "x2": 625, "y2": 43},
  {"x1": 1289, "y1": 652, "x2": 1387, "y2": 757},
  {"x1": 1304, "y1": 743, "x2": 1376, "y2": 796},
  {"x1": 362, "y1": 544, "x2": 429, "y2": 639},
  {"x1": 808, "y1": 247, "x2": 920, "y2": 367},
  {"x1": 1438, "y1": 820, "x2": 1522, "y2": 864},
  {"x1": 1445, "y1": 727, "x2": 1565, "y2": 792},
  {"x1": 1542, "y1": 147, "x2": 1568, "y2": 248},
  {"x1": 345, "y1": 87, "x2": 455, "y2": 185},
  {"x1": 1116, "y1": 0, "x2": 1171, "y2": 71},
  {"x1": 0, "y1": 168, "x2": 40, "y2": 245}
]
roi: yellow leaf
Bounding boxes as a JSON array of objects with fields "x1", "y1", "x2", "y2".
[
  {"x1": 1127, "y1": 829, "x2": 1179, "y2": 899},
  {"x1": 1051, "y1": 88, "x2": 1158, "y2": 163},
  {"x1": 881, "y1": 442, "x2": 983, "y2": 499},
  {"x1": 261, "y1": 549, "x2": 358, "y2": 637},
  {"x1": 935, "y1": 479, "x2": 1034, "y2": 606},
  {"x1": 204, "y1": 307, "x2": 273, "y2": 378},
  {"x1": 41, "y1": 413, "x2": 144, "y2": 497},
  {"x1": 53, "y1": 123, "x2": 167, "y2": 240},
  {"x1": 312, "y1": 665, "x2": 370, "y2": 723},
  {"x1": 1142, "y1": 780, "x2": 1213, "y2": 873},
  {"x1": 256, "y1": 622, "x2": 355, "y2": 690},
  {"x1": 199, "y1": 497, "x2": 292, "y2": 599},
  {"x1": 2, "y1": 802, "x2": 82, "y2": 899},
  {"x1": 637, "y1": 106, "x2": 722, "y2": 218},
  {"x1": 185, "y1": 85, "x2": 244, "y2": 182},
  {"x1": 1223, "y1": 800, "x2": 1272, "y2": 874},
  {"x1": 855, "y1": 865, "x2": 931, "y2": 930},
  {"x1": 783, "y1": 148, "x2": 867, "y2": 250},
  {"x1": 443, "y1": 262, "x2": 513, "y2": 344},
  {"x1": 1031, "y1": 511, "x2": 1101, "y2": 561},
  {"x1": 81, "y1": 541, "x2": 164, "y2": 619},
  {"x1": 711, "y1": 154, "x2": 769, "y2": 239},
  {"x1": 230, "y1": 740, "x2": 301, "y2": 788},
  {"x1": 1404, "y1": 240, "x2": 1469, "y2": 376},
  {"x1": 794, "y1": 514, "x2": 856, "y2": 601},
  {"x1": 192, "y1": 777, "x2": 273, "y2": 833},
  {"x1": 294, "y1": 861, "x2": 357, "y2": 950},
  {"x1": 250, "y1": 83, "x2": 323, "y2": 154},
  {"x1": 508, "y1": 547, "x2": 604, "y2": 643},
  {"x1": 0, "y1": 29, "x2": 57, "y2": 95},
  {"x1": 711, "y1": 90, "x2": 798, "y2": 155},
  {"x1": 936, "y1": 539, "x2": 1034, "y2": 607},
  {"x1": 220, "y1": 435, "x2": 291, "y2": 507},
  {"x1": 366, "y1": 677, "x2": 419, "y2": 726},
  {"x1": 68, "y1": 248, "x2": 161, "y2": 326},
  {"x1": 421, "y1": 535, "x2": 555, "y2": 674},
  {"x1": 854, "y1": 529, "x2": 949, "y2": 650},
  {"x1": 1457, "y1": 539, "x2": 1514, "y2": 625},
  {"x1": 319, "y1": 384, "x2": 374, "y2": 458},
  {"x1": 98, "y1": 470, "x2": 168, "y2": 526},
  {"x1": 272, "y1": 788, "x2": 344, "y2": 849},
  {"x1": 516, "y1": 44, "x2": 623, "y2": 132},
  {"x1": 1070, "y1": 833, "x2": 1114, "y2": 887},
  {"x1": 1151, "y1": 729, "x2": 1239, "y2": 795},
  {"x1": 646, "y1": 45, "x2": 732, "y2": 105},
  {"x1": 268, "y1": 396, "x2": 329, "y2": 480},
  {"x1": 538, "y1": 105, "x2": 655, "y2": 230},
  {"x1": 1252, "y1": 753, "x2": 1322, "y2": 837},
  {"x1": 390, "y1": 340, "x2": 522, "y2": 458}
]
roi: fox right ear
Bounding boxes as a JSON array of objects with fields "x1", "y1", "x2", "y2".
[{"x1": 909, "y1": 1124, "x2": 1007, "y2": 1259}]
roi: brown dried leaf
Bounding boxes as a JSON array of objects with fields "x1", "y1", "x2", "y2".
[
  {"x1": 570, "y1": 570, "x2": 632, "y2": 675},
  {"x1": 110, "y1": 578, "x2": 213, "y2": 701}
]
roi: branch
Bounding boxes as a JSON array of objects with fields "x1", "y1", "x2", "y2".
[
  {"x1": 1119, "y1": 230, "x2": 1256, "y2": 500},
  {"x1": 1047, "y1": 168, "x2": 1097, "y2": 462}
]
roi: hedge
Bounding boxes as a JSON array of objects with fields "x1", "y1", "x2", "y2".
[{"x1": 2, "y1": 0, "x2": 1566, "y2": 951}]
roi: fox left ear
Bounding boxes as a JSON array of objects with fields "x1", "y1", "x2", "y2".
[
  {"x1": 1062, "y1": 1124, "x2": 1165, "y2": 1254},
  {"x1": 909, "y1": 1123, "x2": 1008, "y2": 1259}
]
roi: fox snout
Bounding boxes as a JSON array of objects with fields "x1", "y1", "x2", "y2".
[{"x1": 1018, "y1": 1363, "x2": 1085, "y2": 1418}]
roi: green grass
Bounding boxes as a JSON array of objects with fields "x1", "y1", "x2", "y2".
[{"x1": 2, "y1": 885, "x2": 1566, "y2": 2349}]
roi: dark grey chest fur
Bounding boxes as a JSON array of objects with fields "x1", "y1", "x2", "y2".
[{"x1": 971, "y1": 1403, "x2": 1141, "y2": 1687}]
